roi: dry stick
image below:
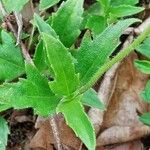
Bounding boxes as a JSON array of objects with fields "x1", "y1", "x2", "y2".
[
  {"x1": 0, "y1": 1, "x2": 62, "y2": 149},
  {"x1": 88, "y1": 16, "x2": 150, "y2": 136},
  {"x1": 49, "y1": 117, "x2": 63, "y2": 150}
]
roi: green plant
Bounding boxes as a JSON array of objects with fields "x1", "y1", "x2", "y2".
[
  {"x1": 134, "y1": 36, "x2": 150, "y2": 125},
  {"x1": 0, "y1": 0, "x2": 150, "y2": 150}
]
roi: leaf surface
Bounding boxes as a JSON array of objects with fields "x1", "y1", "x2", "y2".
[
  {"x1": 51, "y1": 0, "x2": 84, "y2": 47},
  {"x1": 42, "y1": 33, "x2": 79, "y2": 96},
  {"x1": 57, "y1": 97, "x2": 96, "y2": 150},
  {"x1": 0, "y1": 31, "x2": 25, "y2": 81},
  {"x1": 140, "y1": 113, "x2": 150, "y2": 125},
  {"x1": 134, "y1": 60, "x2": 150, "y2": 74},
  {"x1": 39, "y1": 0, "x2": 61, "y2": 10},
  {"x1": 82, "y1": 89, "x2": 105, "y2": 110},
  {"x1": 136, "y1": 37, "x2": 150, "y2": 58},
  {"x1": 76, "y1": 19, "x2": 139, "y2": 85},
  {"x1": 0, "y1": 63, "x2": 60, "y2": 116},
  {"x1": 110, "y1": 5, "x2": 144, "y2": 18},
  {"x1": 0, "y1": 117, "x2": 9, "y2": 150},
  {"x1": 2, "y1": 0, "x2": 29, "y2": 12},
  {"x1": 141, "y1": 81, "x2": 150, "y2": 103}
]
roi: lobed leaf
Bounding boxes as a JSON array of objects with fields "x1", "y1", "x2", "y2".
[
  {"x1": 0, "y1": 117, "x2": 9, "y2": 150},
  {"x1": 51, "y1": 0, "x2": 84, "y2": 47},
  {"x1": 0, "y1": 63, "x2": 61, "y2": 117},
  {"x1": 75, "y1": 18, "x2": 140, "y2": 85},
  {"x1": 0, "y1": 30, "x2": 25, "y2": 81},
  {"x1": 57, "y1": 97, "x2": 96, "y2": 150},
  {"x1": 134, "y1": 60, "x2": 150, "y2": 74},
  {"x1": 42, "y1": 33, "x2": 79, "y2": 96},
  {"x1": 82, "y1": 89, "x2": 105, "y2": 110}
]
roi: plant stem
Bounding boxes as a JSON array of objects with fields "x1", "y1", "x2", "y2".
[
  {"x1": 78, "y1": 26, "x2": 150, "y2": 95},
  {"x1": 49, "y1": 117, "x2": 62, "y2": 150}
]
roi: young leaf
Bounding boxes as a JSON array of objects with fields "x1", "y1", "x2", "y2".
[
  {"x1": 141, "y1": 81, "x2": 150, "y2": 103},
  {"x1": 33, "y1": 40, "x2": 47, "y2": 72},
  {"x1": 34, "y1": 14, "x2": 58, "y2": 38},
  {"x1": 76, "y1": 18, "x2": 139, "y2": 85},
  {"x1": 0, "y1": 117, "x2": 9, "y2": 150},
  {"x1": 39, "y1": 0, "x2": 61, "y2": 10},
  {"x1": 136, "y1": 37, "x2": 150, "y2": 58},
  {"x1": 51, "y1": 0, "x2": 84, "y2": 47},
  {"x1": 139, "y1": 113, "x2": 150, "y2": 125},
  {"x1": 57, "y1": 97, "x2": 96, "y2": 150},
  {"x1": 0, "y1": 30, "x2": 25, "y2": 81},
  {"x1": 82, "y1": 89, "x2": 105, "y2": 110},
  {"x1": 2, "y1": 0, "x2": 29, "y2": 12},
  {"x1": 86, "y1": 15, "x2": 107, "y2": 37},
  {"x1": 42, "y1": 33, "x2": 79, "y2": 96},
  {"x1": 0, "y1": 63, "x2": 61, "y2": 117},
  {"x1": 111, "y1": 0, "x2": 139, "y2": 6},
  {"x1": 110, "y1": 5, "x2": 144, "y2": 18},
  {"x1": 134, "y1": 60, "x2": 150, "y2": 74}
]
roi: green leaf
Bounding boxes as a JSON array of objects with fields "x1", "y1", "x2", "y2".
[
  {"x1": 136, "y1": 37, "x2": 150, "y2": 58},
  {"x1": 82, "y1": 89, "x2": 105, "y2": 110},
  {"x1": 33, "y1": 40, "x2": 47, "y2": 72},
  {"x1": 97, "y1": 0, "x2": 110, "y2": 15},
  {"x1": 86, "y1": 15, "x2": 107, "y2": 37},
  {"x1": 110, "y1": 5, "x2": 144, "y2": 18},
  {"x1": 139, "y1": 113, "x2": 150, "y2": 125},
  {"x1": 57, "y1": 97, "x2": 96, "y2": 150},
  {"x1": 0, "y1": 117, "x2": 9, "y2": 150},
  {"x1": 0, "y1": 63, "x2": 61, "y2": 117},
  {"x1": 39, "y1": 0, "x2": 61, "y2": 10},
  {"x1": 2, "y1": 0, "x2": 29, "y2": 12},
  {"x1": 42, "y1": 33, "x2": 79, "y2": 96},
  {"x1": 134, "y1": 60, "x2": 150, "y2": 74},
  {"x1": 141, "y1": 80, "x2": 150, "y2": 103},
  {"x1": 0, "y1": 30, "x2": 25, "y2": 81},
  {"x1": 76, "y1": 18, "x2": 139, "y2": 85},
  {"x1": 111, "y1": 0, "x2": 139, "y2": 6},
  {"x1": 34, "y1": 14, "x2": 58, "y2": 38},
  {"x1": 51, "y1": 0, "x2": 84, "y2": 47}
]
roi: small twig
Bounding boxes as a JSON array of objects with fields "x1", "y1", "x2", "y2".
[
  {"x1": 0, "y1": 0, "x2": 33, "y2": 64},
  {"x1": 49, "y1": 117, "x2": 63, "y2": 150},
  {"x1": 14, "y1": 11, "x2": 23, "y2": 45}
]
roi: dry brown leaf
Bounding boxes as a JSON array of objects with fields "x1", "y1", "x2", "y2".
[
  {"x1": 96, "y1": 52, "x2": 150, "y2": 146},
  {"x1": 30, "y1": 115, "x2": 81, "y2": 150}
]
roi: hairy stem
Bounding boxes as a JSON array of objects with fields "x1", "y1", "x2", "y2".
[
  {"x1": 49, "y1": 117, "x2": 63, "y2": 150},
  {"x1": 79, "y1": 26, "x2": 150, "y2": 94}
]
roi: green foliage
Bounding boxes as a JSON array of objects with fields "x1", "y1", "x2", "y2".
[
  {"x1": 141, "y1": 81, "x2": 150, "y2": 103},
  {"x1": 0, "y1": 31, "x2": 25, "y2": 81},
  {"x1": 51, "y1": 0, "x2": 84, "y2": 47},
  {"x1": 57, "y1": 97, "x2": 96, "y2": 150},
  {"x1": 39, "y1": 0, "x2": 61, "y2": 10},
  {"x1": 84, "y1": 0, "x2": 143, "y2": 36},
  {"x1": 139, "y1": 113, "x2": 150, "y2": 125},
  {"x1": 82, "y1": 89, "x2": 105, "y2": 110},
  {"x1": 136, "y1": 37, "x2": 150, "y2": 58},
  {"x1": 0, "y1": 63, "x2": 61, "y2": 117},
  {"x1": 134, "y1": 37, "x2": 150, "y2": 125},
  {"x1": 0, "y1": 117, "x2": 9, "y2": 150},
  {"x1": 2, "y1": 0, "x2": 29, "y2": 12},
  {"x1": 76, "y1": 18, "x2": 139, "y2": 86},
  {"x1": 0, "y1": 0, "x2": 149, "y2": 149},
  {"x1": 42, "y1": 33, "x2": 79, "y2": 96},
  {"x1": 134, "y1": 60, "x2": 150, "y2": 74}
]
